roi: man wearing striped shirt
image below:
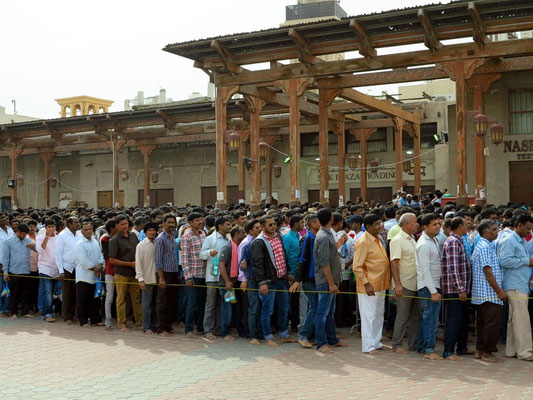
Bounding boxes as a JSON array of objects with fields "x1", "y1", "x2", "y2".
[
  {"x1": 472, "y1": 219, "x2": 508, "y2": 363},
  {"x1": 154, "y1": 214, "x2": 179, "y2": 336}
]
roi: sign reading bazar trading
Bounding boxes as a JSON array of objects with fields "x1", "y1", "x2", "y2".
[
  {"x1": 306, "y1": 162, "x2": 435, "y2": 185},
  {"x1": 503, "y1": 140, "x2": 533, "y2": 160}
]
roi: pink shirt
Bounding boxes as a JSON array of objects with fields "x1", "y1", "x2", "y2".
[
  {"x1": 28, "y1": 234, "x2": 39, "y2": 272},
  {"x1": 36, "y1": 235, "x2": 59, "y2": 277}
]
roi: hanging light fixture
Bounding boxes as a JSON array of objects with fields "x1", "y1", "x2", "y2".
[
  {"x1": 474, "y1": 113, "x2": 488, "y2": 137},
  {"x1": 273, "y1": 164, "x2": 282, "y2": 178},
  {"x1": 120, "y1": 168, "x2": 129, "y2": 181},
  {"x1": 347, "y1": 154, "x2": 358, "y2": 169},
  {"x1": 370, "y1": 159, "x2": 379, "y2": 174},
  {"x1": 50, "y1": 176, "x2": 57, "y2": 188},
  {"x1": 16, "y1": 173, "x2": 24, "y2": 186},
  {"x1": 490, "y1": 123, "x2": 504, "y2": 145},
  {"x1": 259, "y1": 139, "x2": 268, "y2": 159},
  {"x1": 227, "y1": 130, "x2": 240, "y2": 151},
  {"x1": 402, "y1": 160, "x2": 412, "y2": 173},
  {"x1": 151, "y1": 171, "x2": 159, "y2": 184}
]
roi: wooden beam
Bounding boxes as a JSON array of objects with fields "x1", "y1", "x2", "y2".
[
  {"x1": 211, "y1": 40, "x2": 243, "y2": 75},
  {"x1": 156, "y1": 109, "x2": 176, "y2": 130},
  {"x1": 288, "y1": 28, "x2": 319, "y2": 66},
  {"x1": 349, "y1": 19, "x2": 376, "y2": 58},
  {"x1": 215, "y1": 38, "x2": 533, "y2": 86},
  {"x1": 468, "y1": 2, "x2": 490, "y2": 49},
  {"x1": 417, "y1": 8, "x2": 443, "y2": 53}
]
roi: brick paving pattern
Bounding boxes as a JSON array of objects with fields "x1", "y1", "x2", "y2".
[{"x1": 1, "y1": 318, "x2": 532, "y2": 400}]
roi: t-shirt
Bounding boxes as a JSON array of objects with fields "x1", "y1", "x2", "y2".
[
  {"x1": 218, "y1": 242, "x2": 236, "y2": 285},
  {"x1": 314, "y1": 227, "x2": 342, "y2": 286},
  {"x1": 109, "y1": 232, "x2": 139, "y2": 278}
]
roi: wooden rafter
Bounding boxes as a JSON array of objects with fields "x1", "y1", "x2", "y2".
[
  {"x1": 349, "y1": 19, "x2": 376, "y2": 58},
  {"x1": 42, "y1": 121, "x2": 62, "y2": 141},
  {"x1": 288, "y1": 28, "x2": 318, "y2": 67},
  {"x1": 156, "y1": 109, "x2": 176, "y2": 130},
  {"x1": 210, "y1": 40, "x2": 243, "y2": 75},
  {"x1": 417, "y1": 9, "x2": 443, "y2": 53},
  {"x1": 468, "y1": 2, "x2": 490, "y2": 49}
]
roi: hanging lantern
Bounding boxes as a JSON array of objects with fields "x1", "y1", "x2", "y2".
[
  {"x1": 16, "y1": 173, "x2": 24, "y2": 186},
  {"x1": 273, "y1": 164, "x2": 282, "y2": 178},
  {"x1": 347, "y1": 155, "x2": 358, "y2": 169},
  {"x1": 474, "y1": 113, "x2": 488, "y2": 137},
  {"x1": 370, "y1": 159, "x2": 379, "y2": 174},
  {"x1": 120, "y1": 168, "x2": 129, "y2": 181},
  {"x1": 50, "y1": 177, "x2": 57, "y2": 188},
  {"x1": 402, "y1": 160, "x2": 412, "y2": 173},
  {"x1": 151, "y1": 171, "x2": 159, "y2": 184},
  {"x1": 490, "y1": 123, "x2": 504, "y2": 145},
  {"x1": 227, "y1": 130, "x2": 240, "y2": 151},
  {"x1": 259, "y1": 139, "x2": 268, "y2": 159}
]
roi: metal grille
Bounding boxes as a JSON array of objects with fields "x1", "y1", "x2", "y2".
[
  {"x1": 286, "y1": 1, "x2": 347, "y2": 21},
  {"x1": 509, "y1": 89, "x2": 533, "y2": 134}
]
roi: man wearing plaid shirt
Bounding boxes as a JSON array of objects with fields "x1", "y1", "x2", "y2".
[
  {"x1": 180, "y1": 212, "x2": 207, "y2": 338},
  {"x1": 471, "y1": 220, "x2": 508, "y2": 363},
  {"x1": 441, "y1": 217, "x2": 472, "y2": 360}
]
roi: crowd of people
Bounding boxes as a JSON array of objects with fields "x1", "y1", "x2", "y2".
[{"x1": 1, "y1": 191, "x2": 532, "y2": 361}]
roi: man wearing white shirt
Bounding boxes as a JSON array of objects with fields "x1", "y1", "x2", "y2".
[
  {"x1": 55, "y1": 217, "x2": 82, "y2": 324},
  {"x1": 0, "y1": 214, "x2": 15, "y2": 317},
  {"x1": 416, "y1": 213, "x2": 443, "y2": 360},
  {"x1": 75, "y1": 222, "x2": 104, "y2": 328}
]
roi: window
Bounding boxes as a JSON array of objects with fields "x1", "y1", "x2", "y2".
[
  {"x1": 347, "y1": 128, "x2": 387, "y2": 154},
  {"x1": 301, "y1": 133, "x2": 338, "y2": 157},
  {"x1": 510, "y1": 89, "x2": 533, "y2": 135},
  {"x1": 394, "y1": 122, "x2": 438, "y2": 150}
]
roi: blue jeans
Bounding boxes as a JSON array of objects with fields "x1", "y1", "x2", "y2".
[
  {"x1": 219, "y1": 289, "x2": 233, "y2": 337},
  {"x1": 0, "y1": 279, "x2": 10, "y2": 314},
  {"x1": 299, "y1": 281, "x2": 318, "y2": 341},
  {"x1": 315, "y1": 283, "x2": 339, "y2": 349},
  {"x1": 417, "y1": 287, "x2": 441, "y2": 354},
  {"x1": 185, "y1": 277, "x2": 206, "y2": 333},
  {"x1": 39, "y1": 273, "x2": 62, "y2": 318},
  {"x1": 246, "y1": 279, "x2": 262, "y2": 340},
  {"x1": 142, "y1": 285, "x2": 157, "y2": 332},
  {"x1": 258, "y1": 279, "x2": 289, "y2": 340}
]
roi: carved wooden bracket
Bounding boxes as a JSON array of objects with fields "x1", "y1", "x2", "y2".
[
  {"x1": 466, "y1": 73, "x2": 502, "y2": 93},
  {"x1": 243, "y1": 94, "x2": 266, "y2": 114},
  {"x1": 39, "y1": 152, "x2": 56, "y2": 163},
  {"x1": 8, "y1": 148, "x2": 23, "y2": 160},
  {"x1": 349, "y1": 128, "x2": 377, "y2": 141},
  {"x1": 137, "y1": 144, "x2": 157, "y2": 156}
]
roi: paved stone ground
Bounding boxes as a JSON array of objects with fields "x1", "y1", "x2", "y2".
[{"x1": 1, "y1": 317, "x2": 532, "y2": 400}]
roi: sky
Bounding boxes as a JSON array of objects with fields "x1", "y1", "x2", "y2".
[{"x1": 0, "y1": 0, "x2": 453, "y2": 119}]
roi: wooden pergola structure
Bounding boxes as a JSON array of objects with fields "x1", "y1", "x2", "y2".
[
  {"x1": 3, "y1": 0, "x2": 533, "y2": 210},
  {"x1": 164, "y1": 0, "x2": 533, "y2": 208}
]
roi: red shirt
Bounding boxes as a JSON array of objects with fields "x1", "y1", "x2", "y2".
[{"x1": 100, "y1": 234, "x2": 114, "y2": 276}]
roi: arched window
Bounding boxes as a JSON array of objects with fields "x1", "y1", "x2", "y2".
[
  {"x1": 87, "y1": 105, "x2": 95, "y2": 115},
  {"x1": 64, "y1": 106, "x2": 71, "y2": 117},
  {"x1": 73, "y1": 104, "x2": 82, "y2": 116},
  {"x1": 98, "y1": 107, "x2": 105, "y2": 114}
]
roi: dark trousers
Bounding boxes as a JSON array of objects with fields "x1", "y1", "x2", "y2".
[
  {"x1": 443, "y1": 294, "x2": 469, "y2": 358},
  {"x1": 232, "y1": 282, "x2": 247, "y2": 337},
  {"x1": 156, "y1": 271, "x2": 179, "y2": 333},
  {"x1": 29, "y1": 271, "x2": 39, "y2": 312},
  {"x1": 9, "y1": 274, "x2": 31, "y2": 316},
  {"x1": 289, "y1": 291, "x2": 300, "y2": 330},
  {"x1": 335, "y1": 280, "x2": 356, "y2": 327},
  {"x1": 76, "y1": 282, "x2": 102, "y2": 326},
  {"x1": 62, "y1": 269, "x2": 76, "y2": 321},
  {"x1": 476, "y1": 302, "x2": 503, "y2": 353},
  {"x1": 185, "y1": 277, "x2": 206, "y2": 333}
]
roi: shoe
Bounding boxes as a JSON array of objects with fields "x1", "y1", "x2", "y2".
[{"x1": 45, "y1": 317, "x2": 56, "y2": 323}]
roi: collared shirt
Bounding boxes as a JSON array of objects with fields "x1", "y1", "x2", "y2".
[
  {"x1": 109, "y1": 232, "x2": 139, "y2": 278},
  {"x1": 55, "y1": 228, "x2": 83, "y2": 274},
  {"x1": 462, "y1": 234, "x2": 474, "y2": 260},
  {"x1": 387, "y1": 224, "x2": 402, "y2": 241},
  {"x1": 384, "y1": 218, "x2": 398, "y2": 232},
  {"x1": 314, "y1": 227, "x2": 342, "y2": 286},
  {"x1": 416, "y1": 231, "x2": 441, "y2": 294},
  {"x1": 472, "y1": 237, "x2": 503, "y2": 305},
  {"x1": 282, "y1": 229, "x2": 300, "y2": 276},
  {"x1": 135, "y1": 238, "x2": 156, "y2": 284},
  {"x1": 265, "y1": 232, "x2": 287, "y2": 278},
  {"x1": 181, "y1": 229, "x2": 206, "y2": 280},
  {"x1": 238, "y1": 234, "x2": 253, "y2": 282},
  {"x1": 75, "y1": 235, "x2": 104, "y2": 283},
  {"x1": 1, "y1": 235, "x2": 33, "y2": 275},
  {"x1": 441, "y1": 233, "x2": 471, "y2": 294},
  {"x1": 0, "y1": 225, "x2": 15, "y2": 263},
  {"x1": 353, "y1": 231, "x2": 390, "y2": 294},
  {"x1": 200, "y1": 231, "x2": 230, "y2": 283},
  {"x1": 495, "y1": 227, "x2": 513, "y2": 251},
  {"x1": 27, "y1": 234, "x2": 39, "y2": 272},
  {"x1": 499, "y1": 231, "x2": 531, "y2": 294},
  {"x1": 155, "y1": 230, "x2": 179, "y2": 273},
  {"x1": 390, "y1": 229, "x2": 418, "y2": 291},
  {"x1": 336, "y1": 230, "x2": 354, "y2": 281},
  {"x1": 36, "y1": 235, "x2": 58, "y2": 278}
]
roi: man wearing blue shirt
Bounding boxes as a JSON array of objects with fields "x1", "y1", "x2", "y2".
[
  {"x1": 2, "y1": 224, "x2": 36, "y2": 318},
  {"x1": 282, "y1": 214, "x2": 303, "y2": 332},
  {"x1": 498, "y1": 214, "x2": 533, "y2": 361}
]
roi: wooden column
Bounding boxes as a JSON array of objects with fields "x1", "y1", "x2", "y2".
[
  {"x1": 244, "y1": 95, "x2": 266, "y2": 211},
  {"x1": 215, "y1": 86, "x2": 238, "y2": 210},
  {"x1": 39, "y1": 152, "x2": 56, "y2": 208},
  {"x1": 393, "y1": 118, "x2": 404, "y2": 193},
  {"x1": 137, "y1": 144, "x2": 157, "y2": 207},
  {"x1": 332, "y1": 118, "x2": 346, "y2": 207},
  {"x1": 265, "y1": 146, "x2": 272, "y2": 202},
  {"x1": 8, "y1": 149, "x2": 23, "y2": 209},
  {"x1": 467, "y1": 74, "x2": 501, "y2": 205},
  {"x1": 350, "y1": 128, "x2": 376, "y2": 202},
  {"x1": 237, "y1": 130, "x2": 249, "y2": 202},
  {"x1": 318, "y1": 89, "x2": 340, "y2": 205},
  {"x1": 413, "y1": 124, "x2": 422, "y2": 195},
  {"x1": 110, "y1": 138, "x2": 126, "y2": 208}
]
